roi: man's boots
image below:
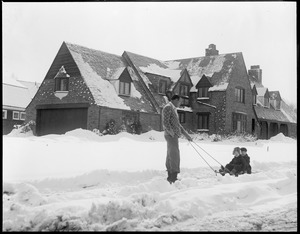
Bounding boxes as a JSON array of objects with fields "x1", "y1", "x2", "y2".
[{"x1": 167, "y1": 171, "x2": 179, "y2": 184}]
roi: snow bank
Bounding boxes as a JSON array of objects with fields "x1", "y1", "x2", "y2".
[
  {"x1": 2, "y1": 129, "x2": 297, "y2": 231},
  {"x1": 269, "y1": 133, "x2": 295, "y2": 142}
]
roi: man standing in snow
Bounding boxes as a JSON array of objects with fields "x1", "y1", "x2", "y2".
[{"x1": 162, "y1": 94, "x2": 193, "y2": 184}]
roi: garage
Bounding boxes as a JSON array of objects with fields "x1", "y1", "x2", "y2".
[{"x1": 36, "y1": 104, "x2": 88, "y2": 136}]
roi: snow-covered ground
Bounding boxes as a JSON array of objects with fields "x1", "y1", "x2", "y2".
[{"x1": 3, "y1": 129, "x2": 297, "y2": 231}]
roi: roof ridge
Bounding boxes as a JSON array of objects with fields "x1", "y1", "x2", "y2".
[
  {"x1": 2, "y1": 83, "x2": 28, "y2": 89},
  {"x1": 65, "y1": 41, "x2": 122, "y2": 58},
  {"x1": 165, "y1": 52, "x2": 243, "y2": 62}
]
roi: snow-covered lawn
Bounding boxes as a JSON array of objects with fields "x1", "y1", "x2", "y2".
[{"x1": 3, "y1": 129, "x2": 297, "y2": 231}]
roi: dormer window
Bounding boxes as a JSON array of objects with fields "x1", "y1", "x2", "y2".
[
  {"x1": 198, "y1": 87, "x2": 209, "y2": 98},
  {"x1": 54, "y1": 66, "x2": 70, "y2": 92},
  {"x1": 272, "y1": 99, "x2": 281, "y2": 110},
  {"x1": 55, "y1": 78, "x2": 69, "y2": 91},
  {"x1": 119, "y1": 81, "x2": 131, "y2": 96},
  {"x1": 264, "y1": 97, "x2": 270, "y2": 108},
  {"x1": 179, "y1": 84, "x2": 189, "y2": 97},
  {"x1": 253, "y1": 94, "x2": 257, "y2": 105},
  {"x1": 159, "y1": 80, "x2": 167, "y2": 94},
  {"x1": 235, "y1": 87, "x2": 245, "y2": 103}
]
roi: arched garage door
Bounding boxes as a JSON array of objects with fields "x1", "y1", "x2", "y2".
[{"x1": 36, "y1": 105, "x2": 88, "y2": 136}]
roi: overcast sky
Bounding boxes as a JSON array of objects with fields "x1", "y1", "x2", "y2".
[{"x1": 3, "y1": 2, "x2": 297, "y2": 105}]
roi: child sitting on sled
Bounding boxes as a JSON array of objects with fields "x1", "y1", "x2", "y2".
[
  {"x1": 219, "y1": 147, "x2": 247, "y2": 176},
  {"x1": 240, "y1": 147, "x2": 252, "y2": 174}
]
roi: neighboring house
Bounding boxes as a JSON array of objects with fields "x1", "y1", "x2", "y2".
[
  {"x1": 26, "y1": 42, "x2": 297, "y2": 139},
  {"x1": 3, "y1": 79, "x2": 40, "y2": 134},
  {"x1": 248, "y1": 65, "x2": 297, "y2": 139}
]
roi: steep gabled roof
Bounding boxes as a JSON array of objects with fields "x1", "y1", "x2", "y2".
[
  {"x1": 3, "y1": 83, "x2": 32, "y2": 110},
  {"x1": 269, "y1": 91, "x2": 282, "y2": 100},
  {"x1": 64, "y1": 42, "x2": 156, "y2": 113},
  {"x1": 124, "y1": 51, "x2": 182, "y2": 83},
  {"x1": 254, "y1": 103, "x2": 291, "y2": 123},
  {"x1": 256, "y1": 87, "x2": 270, "y2": 98},
  {"x1": 164, "y1": 52, "x2": 242, "y2": 91}
]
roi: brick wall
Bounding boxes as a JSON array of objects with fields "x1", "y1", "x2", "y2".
[
  {"x1": 26, "y1": 76, "x2": 95, "y2": 132},
  {"x1": 225, "y1": 60, "x2": 256, "y2": 134},
  {"x1": 139, "y1": 111, "x2": 161, "y2": 132}
]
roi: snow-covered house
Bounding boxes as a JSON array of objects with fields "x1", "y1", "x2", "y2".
[
  {"x1": 26, "y1": 42, "x2": 162, "y2": 136},
  {"x1": 248, "y1": 65, "x2": 297, "y2": 139},
  {"x1": 3, "y1": 79, "x2": 40, "y2": 135},
  {"x1": 26, "y1": 42, "x2": 296, "y2": 138},
  {"x1": 124, "y1": 44, "x2": 259, "y2": 136}
]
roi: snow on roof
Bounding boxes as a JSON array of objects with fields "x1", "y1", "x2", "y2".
[
  {"x1": 139, "y1": 63, "x2": 182, "y2": 82},
  {"x1": 107, "y1": 67, "x2": 126, "y2": 80},
  {"x1": 3, "y1": 83, "x2": 31, "y2": 109},
  {"x1": 280, "y1": 108, "x2": 296, "y2": 123},
  {"x1": 17, "y1": 80, "x2": 41, "y2": 99},
  {"x1": 177, "y1": 106, "x2": 193, "y2": 112},
  {"x1": 164, "y1": 53, "x2": 238, "y2": 91},
  {"x1": 70, "y1": 52, "x2": 130, "y2": 110},
  {"x1": 256, "y1": 87, "x2": 268, "y2": 96},
  {"x1": 3, "y1": 77, "x2": 26, "y2": 88},
  {"x1": 269, "y1": 91, "x2": 281, "y2": 100},
  {"x1": 208, "y1": 83, "x2": 228, "y2": 91},
  {"x1": 54, "y1": 66, "x2": 70, "y2": 78}
]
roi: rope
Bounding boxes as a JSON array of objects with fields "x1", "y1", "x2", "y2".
[
  {"x1": 191, "y1": 141, "x2": 224, "y2": 167},
  {"x1": 189, "y1": 141, "x2": 219, "y2": 175}
]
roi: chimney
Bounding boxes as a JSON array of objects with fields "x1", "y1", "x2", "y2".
[
  {"x1": 248, "y1": 65, "x2": 262, "y2": 84},
  {"x1": 205, "y1": 44, "x2": 219, "y2": 56}
]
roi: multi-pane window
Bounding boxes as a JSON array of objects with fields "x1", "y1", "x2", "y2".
[
  {"x1": 178, "y1": 111, "x2": 185, "y2": 123},
  {"x1": 180, "y1": 84, "x2": 189, "y2": 97},
  {"x1": 159, "y1": 80, "x2": 167, "y2": 94},
  {"x1": 264, "y1": 97, "x2": 270, "y2": 108},
  {"x1": 119, "y1": 81, "x2": 131, "y2": 96},
  {"x1": 232, "y1": 113, "x2": 247, "y2": 133},
  {"x1": 13, "y1": 111, "x2": 20, "y2": 120},
  {"x1": 235, "y1": 87, "x2": 245, "y2": 103},
  {"x1": 20, "y1": 112, "x2": 26, "y2": 120},
  {"x1": 180, "y1": 97, "x2": 189, "y2": 106},
  {"x1": 55, "y1": 78, "x2": 69, "y2": 91},
  {"x1": 275, "y1": 100, "x2": 281, "y2": 110},
  {"x1": 198, "y1": 113, "x2": 209, "y2": 130},
  {"x1": 3, "y1": 110, "x2": 7, "y2": 119},
  {"x1": 198, "y1": 87, "x2": 209, "y2": 98},
  {"x1": 253, "y1": 94, "x2": 257, "y2": 105}
]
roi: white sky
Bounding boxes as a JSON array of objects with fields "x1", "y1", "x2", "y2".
[{"x1": 2, "y1": 2, "x2": 297, "y2": 105}]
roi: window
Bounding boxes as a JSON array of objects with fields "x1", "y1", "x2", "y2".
[
  {"x1": 275, "y1": 100, "x2": 281, "y2": 110},
  {"x1": 232, "y1": 113, "x2": 247, "y2": 133},
  {"x1": 55, "y1": 78, "x2": 69, "y2": 91},
  {"x1": 235, "y1": 87, "x2": 245, "y2": 103},
  {"x1": 159, "y1": 80, "x2": 167, "y2": 94},
  {"x1": 264, "y1": 97, "x2": 270, "y2": 108},
  {"x1": 20, "y1": 112, "x2": 26, "y2": 120},
  {"x1": 198, "y1": 113, "x2": 209, "y2": 130},
  {"x1": 198, "y1": 87, "x2": 209, "y2": 98},
  {"x1": 253, "y1": 94, "x2": 257, "y2": 105},
  {"x1": 119, "y1": 81, "x2": 131, "y2": 96},
  {"x1": 13, "y1": 111, "x2": 20, "y2": 120},
  {"x1": 180, "y1": 84, "x2": 189, "y2": 97},
  {"x1": 178, "y1": 111, "x2": 185, "y2": 123},
  {"x1": 3, "y1": 110, "x2": 7, "y2": 119},
  {"x1": 180, "y1": 97, "x2": 189, "y2": 106}
]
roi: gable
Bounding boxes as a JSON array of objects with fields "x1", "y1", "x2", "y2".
[
  {"x1": 44, "y1": 42, "x2": 81, "y2": 80},
  {"x1": 196, "y1": 75, "x2": 213, "y2": 88},
  {"x1": 119, "y1": 68, "x2": 133, "y2": 83}
]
